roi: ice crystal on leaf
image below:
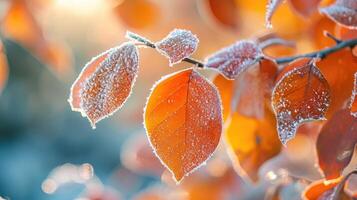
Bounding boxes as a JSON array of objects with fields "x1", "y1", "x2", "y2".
[
  {"x1": 350, "y1": 72, "x2": 357, "y2": 117},
  {"x1": 69, "y1": 42, "x2": 139, "y2": 128},
  {"x1": 320, "y1": 0, "x2": 357, "y2": 29},
  {"x1": 204, "y1": 40, "x2": 262, "y2": 80},
  {"x1": 155, "y1": 29, "x2": 199, "y2": 66},
  {"x1": 144, "y1": 68, "x2": 222, "y2": 183},
  {"x1": 271, "y1": 58, "x2": 330, "y2": 145},
  {"x1": 265, "y1": 0, "x2": 284, "y2": 28}
]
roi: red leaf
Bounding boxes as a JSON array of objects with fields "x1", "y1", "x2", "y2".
[
  {"x1": 266, "y1": 0, "x2": 284, "y2": 28},
  {"x1": 320, "y1": 0, "x2": 357, "y2": 29},
  {"x1": 272, "y1": 58, "x2": 330, "y2": 144},
  {"x1": 69, "y1": 42, "x2": 139, "y2": 128},
  {"x1": 144, "y1": 68, "x2": 222, "y2": 182},
  {"x1": 205, "y1": 40, "x2": 263, "y2": 79},
  {"x1": 156, "y1": 29, "x2": 199, "y2": 66},
  {"x1": 317, "y1": 109, "x2": 357, "y2": 180}
]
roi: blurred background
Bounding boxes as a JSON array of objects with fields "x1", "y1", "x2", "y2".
[{"x1": 0, "y1": 0, "x2": 349, "y2": 199}]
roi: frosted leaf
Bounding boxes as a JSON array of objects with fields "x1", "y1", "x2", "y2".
[
  {"x1": 144, "y1": 68, "x2": 222, "y2": 183},
  {"x1": 155, "y1": 29, "x2": 199, "y2": 66},
  {"x1": 350, "y1": 72, "x2": 357, "y2": 117},
  {"x1": 271, "y1": 58, "x2": 330, "y2": 145},
  {"x1": 320, "y1": 0, "x2": 357, "y2": 29},
  {"x1": 265, "y1": 0, "x2": 284, "y2": 28},
  {"x1": 69, "y1": 42, "x2": 139, "y2": 128},
  {"x1": 204, "y1": 40, "x2": 263, "y2": 80}
]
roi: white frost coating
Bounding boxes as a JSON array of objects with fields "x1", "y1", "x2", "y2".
[
  {"x1": 271, "y1": 63, "x2": 330, "y2": 145},
  {"x1": 265, "y1": 0, "x2": 284, "y2": 29},
  {"x1": 143, "y1": 68, "x2": 223, "y2": 184},
  {"x1": 155, "y1": 29, "x2": 199, "y2": 66},
  {"x1": 350, "y1": 72, "x2": 357, "y2": 117},
  {"x1": 319, "y1": 0, "x2": 357, "y2": 29},
  {"x1": 204, "y1": 40, "x2": 263, "y2": 80},
  {"x1": 79, "y1": 42, "x2": 139, "y2": 128}
]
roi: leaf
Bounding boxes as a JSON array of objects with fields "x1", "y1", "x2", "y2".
[
  {"x1": 316, "y1": 48, "x2": 357, "y2": 117},
  {"x1": 288, "y1": 0, "x2": 322, "y2": 17},
  {"x1": 212, "y1": 74, "x2": 233, "y2": 122},
  {"x1": 303, "y1": 171, "x2": 357, "y2": 200},
  {"x1": 316, "y1": 109, "x2": 357, "y2": 181},
  {"x1": 155, "y1": 29, "x2": 199, "y2": 66},
  {"x1": 266, "y1": 0, "x2": 284, "y2": 28},
  {"x1": 144, "y1": 68, "x2": 222, "y2": 182},
  {"x1": 114, "y1": 0, "x2": 159, "y2": 29},
  {"x1": 225, "y1": 109, "x2": 281, "y2": 182},
  {"x1": 351, "y1": 73, "x2": 357, "y2": 117},
  {"x1": 1, "y1": 0, "x2": 72, "y2": 77},
  {"x1": 272, "y1": 58, "x2": 330, "y2": 145},
  {"x1": 205, "y1": 40, "x2": 263, "y2": 79},
  {"x1": 213, "y1": 58, "x2": 278, "y2": 120},
  {"x1": 198, "y1": 0, "x2": 239, "y2": 30},
  {"x1": 320, "y1": 0, "x2": 357, "y2": 29},
  {"x1": 68, "y1": 42, "x2": 139, "y2": 128},
  {"x1": 0, "y1": 40, "x2": 8, "y2": 95},
  {"x1": 310, "y1": 16, "x2": 337, "y2": 49}
]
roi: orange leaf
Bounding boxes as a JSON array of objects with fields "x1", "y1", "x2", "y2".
[
  {"x1": 303, "y1": 177, "x2": 342, "y2": 200},
  {"x1": 288, "y1": 0, "x2": 322, "y2": 17},
  {"x1": 225, "y1": 109, "x2": 281, "y2": 182},
  {"x1": 320, "y1": 0, "x2": 357, "y2": 29},
  {"x1": 205, "y1": 40, "x2": 263, "y2": 79},
  {"x1": 69, "y1": 42, "x2": 139, "y2": 128},
  {"x1": 144, "y1": 68, "x2": 222, "y2": 182},
  {"x1": 1, "y1": 0, "x2": 72, "y2": 77},
  {"x1": 114, "y1": 0, "x2": 159, "y2": 29},
  {"x1": 0, "y1": 40, "x2": 8, "y2": 95},
  {"x1": 317, "y1": 109, "x2": 357, "y2": 180},
  {"x1": 198, "y1": 0, "x2": 239, "y2": 30},
  {"x1": 212, "y1": 74, "x2": 233, "y2": 122},
  {"x1": 272, "y1": 58, "x2": 330, "y2": 144},
  {"x1": 316, "y1": 49, "x2": 357, "y2": 117}
]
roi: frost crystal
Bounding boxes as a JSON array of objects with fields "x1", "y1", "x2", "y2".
[
  {"x1": 204, "y1": 40, "x2": 262, "y2": 80},
  {"x1": 320, "y1": 0, "x2": 357, "y2": 29},
  {"x1": 155, "y1": 29, "x2": 199, "y2": 66},
  {"x1": 78, "y1": 42, "x2": 139, "y2": 128},
  {"x1": 350, "y1": 72, "x2": 357, "y2": 117},
  {"x1": 265, "y1": 0, "x2": 284, "y2": 28},
  {"x1": 272, "y1": 60, "x2": 330, "y2": 144}
]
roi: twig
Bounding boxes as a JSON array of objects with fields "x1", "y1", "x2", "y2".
[
  {"x1": 324, "y1": 31, "x2": 342, "y2": 44},
  {"x1": 126, "y1": 31, "x2": 357, "y2": 68},
  {"x1": 276, "y1": 37, "x2": 357, "y2": 64},
  {"x1": 126, "y1": 31, "x2": 204, "y2": 68}
]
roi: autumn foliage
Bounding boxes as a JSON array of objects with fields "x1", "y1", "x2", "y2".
[{"x1": 2, "y1": 0, "x2": 357, "y2": 199}]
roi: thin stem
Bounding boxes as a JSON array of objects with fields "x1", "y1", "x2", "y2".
[
  {"x1": 126, "y1": 31, "x2": 204, "y2": 68},
  {"x1": 324, "y1": 31, "x2": 342, "y2": 44},
  {"x1": 276, "y1": 38, "x2": 357, "y2": 64}
]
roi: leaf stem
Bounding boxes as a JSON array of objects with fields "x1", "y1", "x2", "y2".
[
  {"x1": 275, "y1": 37, "x2": 357, "y2": 64},
  {"x1": 126, "y1": 31, "x2": 204, "y2": 68}
]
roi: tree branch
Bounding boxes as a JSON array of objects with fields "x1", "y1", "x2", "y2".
[
  {"x1": 126, "y1": 31, "x2": 204, "y2": 68},
  {"x1": 126, "y1": 31, "x2": 357, "y2": 68},
  {"x1": 275, "y1": 38, "x2": 357, "y2": 64}
]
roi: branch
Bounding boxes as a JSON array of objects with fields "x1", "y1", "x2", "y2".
[
  {"x1": 127, "y1": 31, "x2": 357, "y2": 68},
  {"x1": 126, "y1": 31, "x2": 204, "y2": 68},
  {"x1": 276, "y1": 38, "x2": 357, "y2": 64}
]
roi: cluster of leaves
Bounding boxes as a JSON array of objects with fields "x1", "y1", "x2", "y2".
[{"x1": 65, "y1": 0, "x2": 357, "y2": 199}]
